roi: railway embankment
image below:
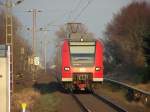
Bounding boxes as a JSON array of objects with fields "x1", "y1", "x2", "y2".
[{"x1": 95, "y1": 83, "x2": 150, "y2": 112}]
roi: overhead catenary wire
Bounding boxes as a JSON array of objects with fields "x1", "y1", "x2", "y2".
[
  {"x1": 43, "y1": 0, "x2": 83, "y2": 29},
  {"x1": 44, "y1": 11, "x2": 69, "y2": 28},
  {"x1": 72, "y1": 0, "x2": 82, "y2": 13},
  {"x1": 43, "y1": 0, "x2": 85, "y2": 28},
  {"x1": 68, "y1": 0, "x2": 82, "y2": 20},
  {"x1": 74, "y1": 0, "x2": 94, "y2": 21}
]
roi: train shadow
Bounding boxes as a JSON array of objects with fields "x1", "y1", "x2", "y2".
[
  {"x1": 33, "y1": 81, "x2": 66, "y2": 94},
  {"x1": 33, "y1": 78, "x2": 93, "y2": 95},
  {"x1": 73, "y1": 90, "x2": 92, "y2": 94}
]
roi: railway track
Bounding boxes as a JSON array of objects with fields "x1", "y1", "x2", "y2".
[
  {"x1": 92, "y1": 91, "x2": 127, "y2": 112},
  {"x1": 70, "y1": 91, "x2": 128, "y2": 112},
  {"x1": 71, "y1": 93, "x2": 91, "y2": 112}
]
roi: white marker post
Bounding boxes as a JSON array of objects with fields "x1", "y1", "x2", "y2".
[{"x1": 21, "y1": 103, "x2": 27, "y2": 112}]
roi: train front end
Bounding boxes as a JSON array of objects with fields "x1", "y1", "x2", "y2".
[{"x1": 61, "y1": 39, "x2": 103, "y2": 91}]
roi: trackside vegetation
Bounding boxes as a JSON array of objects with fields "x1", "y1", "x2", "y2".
[{"x1": 104, "y1": 1, "x2": 150, "y2": 83}]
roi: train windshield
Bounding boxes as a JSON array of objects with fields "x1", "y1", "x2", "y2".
[{"x1": 70, "y1": 44, "x2": 95, "y2": 67}]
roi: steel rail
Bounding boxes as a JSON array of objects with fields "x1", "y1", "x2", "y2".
[
  {"x1": 104, "y1": 78, "x2": 150, "y2": 96},
  {"x1": 70, "y1": 93, "x2": 91, "y2": 112},
  {"x1": 92, "y1": 92, "x2": 128, "y2": 112}
]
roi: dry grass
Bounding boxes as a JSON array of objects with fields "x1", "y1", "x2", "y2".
[
  {"x1": 12, "y1": 88, "x2": 40, "y2": 112},
  {"x1": 133, "y1": 83, "x2": 150, "y2": 92},
  {"x1": 32, "y1": 94, "x2": 61, "y2": 112}
]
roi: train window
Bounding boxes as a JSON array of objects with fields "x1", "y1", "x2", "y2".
[
  {"x1": 70, "y1": 46, "x2": 95, "y2": 54},
  {"x1": 70, "y1": 46, "x2": 95, "y2": 67}
]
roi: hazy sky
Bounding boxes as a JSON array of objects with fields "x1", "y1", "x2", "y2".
[
  {"x1": 6, "y1": 0, "x2": 149, "y2": 62},
  {"x1": 13, "y1": 0, "x2": 133, "y2": 37}
]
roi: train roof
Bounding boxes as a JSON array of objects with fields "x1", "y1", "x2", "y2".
[{"x1": 68, "y1": 33, "x2": 96, "y2": 42}]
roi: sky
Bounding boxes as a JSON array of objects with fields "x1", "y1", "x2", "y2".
[
  {"x1": 12, "y1": 0, "x2": 132, "y2": 37},
  {"x1": 2, "y1": 0, "x2": 149, "y2": 63}
]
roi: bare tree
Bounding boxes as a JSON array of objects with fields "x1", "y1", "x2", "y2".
[
  {"x1": 104, "y1": 1, "x2": 150, "y2": 82},
  {"x1": 105, "y1": 1, "x2": 150, "y2": 68},
  {"x1": 0, "y1": 10, "x2": 6, "y2": 44},
  {"x1": 0, "y1": 8, "x2": 34, "y2": 89}
]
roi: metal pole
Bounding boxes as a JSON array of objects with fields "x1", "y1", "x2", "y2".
[
  {"x1": 4, "y1": 0, "x2": 24, "y2": 92},
  {"x1": 26, "y1": 9, "x2": 42, "y2": 55},
  {"x1": 32, "y1": 9, "x2": 35, "y2": 55},
  {"x1": 40, "y1": 41, "x2": 43, "y2": 68},
  {"x1": 39, "y1": 29, "x2": 51, "y2": 72},
  {"x1": 31, "y1": 9, "x2": 40, "y2": 82},
  {"x1": 45, "y1": 38, "x2": 47, "y2": 72},
  {"x1": 5, "y1": 0, "x2": 14, "y2": 93},
  {"x1": 33, "y1": 9, "x2": 36, "y2": 82},
  {"x1": 26, "y1": 10, "x2": 42, "y2": 53},
  {"x1": 26, "y1": 9, "x2": 42, "y2": 82},
  {"x1": 4, "y1": 1, "x2": 23, "y2": 112},
  {"x1": 26, "y1": 9, "x2": 37, "y2": 81},
  {"x1": 44, "y1": 31, "x2": 50, "y2": 73}
]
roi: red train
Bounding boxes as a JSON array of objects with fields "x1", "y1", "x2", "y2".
[{"x1": 56, "y1": 34, "x2": 104, "y2": 91}]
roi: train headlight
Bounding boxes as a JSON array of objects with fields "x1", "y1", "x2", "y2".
[
  {"x1": 95, "y1": 67, "x2": 100, "y2": 71},
  {"x1": 80, "y1": 38, "x2": 84, "y2": 42},
  {"x1": 64, "y1": 67, "x2": 70, "y2": 71}
]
